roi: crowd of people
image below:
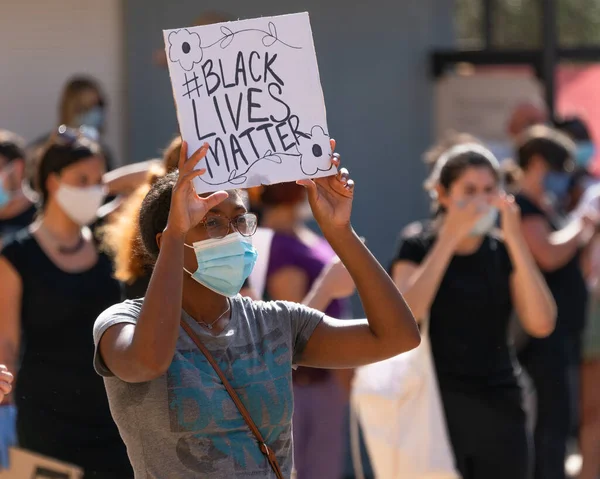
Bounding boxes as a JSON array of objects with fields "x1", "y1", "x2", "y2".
[{"x1": 1, "y1": 53, "x2": 600, "y2": 479}]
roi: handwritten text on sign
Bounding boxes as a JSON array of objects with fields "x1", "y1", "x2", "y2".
[{"x1": 164, "y1": 12, "x2": 334, "y2": 194}]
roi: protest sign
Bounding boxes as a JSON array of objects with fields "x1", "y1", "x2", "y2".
[{"x1": 164, "y1": 12, "x2": 334, "y2": 193}]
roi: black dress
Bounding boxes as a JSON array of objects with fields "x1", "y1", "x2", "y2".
[
  {"x1": 515, "y1": 194, "x2": 587, "y2": 479},
  {"x1": 394, "y1": 223, "x2": 530, "y2": 479},
  {"x1": 1, "y1": 229, "x2": 132, "y2": 478}
]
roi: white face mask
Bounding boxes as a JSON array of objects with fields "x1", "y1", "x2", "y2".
[
  {"x1": 55, "y1": 183, "x2": 106, "y2": 225},
  {"x1": 470, "y1": 207, "x2": 499, "y2": 237}
]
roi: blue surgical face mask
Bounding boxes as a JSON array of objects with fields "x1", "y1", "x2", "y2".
[
  {"x1": 576, "y1": 141, "x2": 595, "y2": 168},
  {"x1": 0, "y1": 164, "x2": 15, "y2": 208},
  {"x1": 470, "y1": 206, "x2": 498, "y2": 237},
  {"x1": 183, "y1": 232, "x2": 258, "y2": 297},
  {"x1": 0, "y1": 184, "x2": 10, "y2": 208},
  {"x1": 76, "y1": 106, "x2": 104, "y2": 130},
  {"x1": 544, "y1": 171, "x2": 571, "y2": 200}
]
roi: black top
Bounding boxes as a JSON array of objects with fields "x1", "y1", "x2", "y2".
[
  {"x1": 0, "y1": 204, "x2": 36, "y2": 244},
  {"x1": 1, "y1": 229, "x2": 131, "y2": 475},
  {"x1": 515, "y1": 194, "x2": 588, "y2": 336},
  {"x1": 394, "y1": 222, "x2": 518, "y2": 383},
  {"x1": 124, "y1": 267, "x2": 152, "y2": 300}
]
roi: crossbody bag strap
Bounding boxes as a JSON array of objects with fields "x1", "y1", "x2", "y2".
[{"x1": 180, "y1": 320, "x2": 285, "y2": 479}]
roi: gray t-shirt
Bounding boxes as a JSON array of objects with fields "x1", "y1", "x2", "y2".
[{"x1": 93, "y1": 295, "x2": 323, "y2": 479}]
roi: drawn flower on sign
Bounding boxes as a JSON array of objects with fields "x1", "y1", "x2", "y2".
[
  {"x1": 298, "y1": 126, "x2": 333, "y2": 176},
  {"x1": 168, "y1": 29, "x2": 203, "y2": 71}
]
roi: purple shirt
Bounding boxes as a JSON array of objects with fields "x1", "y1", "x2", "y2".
[
  {"x1": 266, "y1": 232, "x2": 351, "y2": 319},
  {"x1": 266, "y1": 232, "x2": 351, "y2": 385}
]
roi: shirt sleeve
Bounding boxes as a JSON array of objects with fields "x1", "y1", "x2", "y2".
[
  {"x1": 515, "y1": 194, "x2": 545, "y2": 219},
  {"x1": 393, "y1": 233, "x2": 429, "y2": 266},
  {"x1": 271, "y1": 301, "x2": 324, "y2": 365},
  {"x1": 93, "y1": 299, "x2": 142, "y2": 377}
]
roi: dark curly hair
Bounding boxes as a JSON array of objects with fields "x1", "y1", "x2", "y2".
[
  {"x1": 138, "y1": 172, "x2": 248, "y2": 264},
  {"x1": 139, "y1": 172, "x2": 178, "y2": 262},
  {"x1": 516, "y1": 125, "x2": 575, "y2": 172},
  {"x1": 99, "y1": 163, "x2": 166, "y2": 283},
  {"x1": 0, "y1": 130, "x2": 26, "y2": 164}
]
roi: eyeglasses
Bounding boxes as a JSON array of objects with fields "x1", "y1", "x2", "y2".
[{"x1": 199, "y1": 213, "x2": 258, "y2": 239}]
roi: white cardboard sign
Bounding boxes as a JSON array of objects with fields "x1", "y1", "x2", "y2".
[{"x1": 164, "y1": 12, "x2": 335, "y2": 194}]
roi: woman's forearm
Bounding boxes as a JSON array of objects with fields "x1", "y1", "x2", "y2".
[
  {"x1": 303, "y1": 285, "x2": 331, "y2": 312},
  {"x1": 507, "y1": 234, "x2": 556, "y2": 337},
  {"x1": 541, "y1": 219, "x2": 589, "y2": 270},
  {"x1": 130, "y1": 229, "x2": 185, "y2": 374},
  {"x1": 104, "y1": 159, "x2": 162, "y2": 195},
  {"x1": 395, "y1": 235, "x2": 456, "y2": 320},
  {"x1": 323, "y1": 226, "x2": 420, "y2": 352}
]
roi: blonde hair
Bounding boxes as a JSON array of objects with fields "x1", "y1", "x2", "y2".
[
  {"x1": 100, "y1": 164, "x2": 165, "y2": 283},
  {"x1": 162, "y1": 136, "x2": 182, "y2": 172},
  {"x1": 58, "y1": 76, "x2": 105, "y2": 127},
  {"x1": 101, "y1": 133, "x2": 185, "y2": 283}
]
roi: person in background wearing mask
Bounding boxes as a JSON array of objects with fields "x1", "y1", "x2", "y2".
[
  {"x1": 0, "y1": 126, "x2": 153, "y2": 250},
  {"x1": 513, "y1": 125, "x2": 596, "y2": 479},
  {"x1": 555, "y1": 116, "x2": 598, "y2": 214},
  {"x1": 392, "y1": 144, "x2": 555, "y2": 479},
  {"x1": 400, "y1": 131, "x2": 484, "y2": 239},
  {"x1": 0, "y1": 131, "x2": 36, "y2": 247},
  {"x1": 556, "y1": 116, "x2": 596, "y2": 171},
  {"x1": 555, "y1": 116, "x2": 600, "y2": 479},
  {"x1": 258, "y1": 181, "x2": 355, "y2": 479},
  {"x1": 30, "y1": 76, "x2": 115, "y2": 170},
  {"x1": 0, "y1": 129, "x2": 132, "y2": 477}
]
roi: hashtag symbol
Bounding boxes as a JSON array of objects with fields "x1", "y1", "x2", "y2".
[{"x1": 182, "y1": 72, "x2": 202, "y2": 98}]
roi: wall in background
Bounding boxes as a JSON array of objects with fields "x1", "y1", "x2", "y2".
[{"x1": 0, "y1": 0, "x2": 125, "y2": 165}]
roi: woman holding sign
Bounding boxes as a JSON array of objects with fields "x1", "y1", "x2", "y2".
[
  {"x1": 93, "y1": 141, "x2": 419, "y2": 478},
  {"x1": 391, "y1": 144, "x2": 556, "y2": 479}
]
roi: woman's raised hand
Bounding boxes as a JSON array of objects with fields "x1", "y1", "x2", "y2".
[
  {"x1": 493, "y1": 193, "x2": 522, "y2": 242},
  {"x1": 440, "y1": 196, "x2": 489, "y2": 243},
  {"x1": 297, "y1": 140, "x2": 354, "y2": 235},
  {"x1": 166, "y1": 142, "x2": 229, "y2": 237}
]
